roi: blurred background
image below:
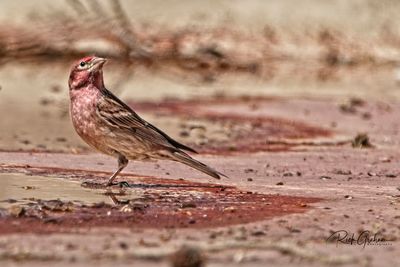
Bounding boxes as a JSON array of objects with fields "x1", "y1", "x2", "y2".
[{"x1": 1, "y1": 0, "x2": 400, "y2": 153}]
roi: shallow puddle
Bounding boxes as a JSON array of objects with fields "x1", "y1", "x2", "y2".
[
  {"x1": 0, "y1": 173, "x2": 140, "y2": 208},
  {"x1": 0, "y1": 171, "x2": 320, "y2": 233}
]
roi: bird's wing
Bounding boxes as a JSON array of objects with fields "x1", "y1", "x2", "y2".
[{"x1": 96, "y1": 88, "x2": 197, "y2": 153}]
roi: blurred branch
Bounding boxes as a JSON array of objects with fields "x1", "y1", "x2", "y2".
[
  {"x1": 108, "y1": 0, "x2": 151, "y2": 58},
  {"x1": 1, "y1": 0, "x2": 400, "y2": 75}
]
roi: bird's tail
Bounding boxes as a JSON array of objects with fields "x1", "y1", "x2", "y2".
[{"x1": 172, "y1": 152, "x2": 228, "y2": 180}]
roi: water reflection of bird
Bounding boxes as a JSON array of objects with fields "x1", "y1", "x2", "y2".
[{"x1": 68, "y1": 56, "x2": 227, "y2": 186}]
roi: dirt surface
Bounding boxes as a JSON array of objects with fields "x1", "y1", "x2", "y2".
[
  {"x1": 1, "y1": 95, "x2": 399, "y2": 267},
  {"x1": 1, "y1": 1, "x2": 400, "y2": 267}
]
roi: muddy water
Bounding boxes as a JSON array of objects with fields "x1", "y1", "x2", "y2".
[
  {"x1": 0, "y1": 171, "x2": 320, "y2": 231},
  {"x1": 0, "y1": 173, "x2": 139, "y2": 208}
]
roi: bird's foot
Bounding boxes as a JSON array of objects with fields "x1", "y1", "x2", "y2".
[
  {"x1": 117, "y1": 181, "x2": 130, "y2": 188},
  {"x1": 105, "y1": 181, "x2": 130, "y2": 188}
]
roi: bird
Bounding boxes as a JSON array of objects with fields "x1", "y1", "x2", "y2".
[{"x1": 68, "y1": 56, "x2": 226, "y2": 186}]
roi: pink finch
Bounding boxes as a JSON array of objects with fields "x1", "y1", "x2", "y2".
[{"x1": 68, "y1": 56, "x2": 226, "y2": 186}]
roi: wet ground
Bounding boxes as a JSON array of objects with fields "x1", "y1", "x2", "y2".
[{"x1": 1, "y1": 73, "x2": 400, "y2": 266}]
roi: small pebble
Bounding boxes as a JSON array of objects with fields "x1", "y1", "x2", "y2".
[
  {"x1": 170, "y1": 246, "x2": 205, "y2": 267},
  {"x1": 283, "y1": 172, "x2": 293, "y2": 177},
  {"x1": 320, "y1": 176, "x2": 332, "y2": 180}
]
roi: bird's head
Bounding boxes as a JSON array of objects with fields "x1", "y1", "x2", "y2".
[{"x1": 68, "y1": 56, "x2": 107, "y2": 90}]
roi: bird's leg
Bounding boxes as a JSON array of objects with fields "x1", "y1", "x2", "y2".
[{"x1": 107, "y1": 154, "x2": 128, "y2": 186}]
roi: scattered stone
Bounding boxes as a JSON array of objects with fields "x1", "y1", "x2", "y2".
[
  {"x1": 39, "y1": 199, "x2": 74, "y2": 212},
  {"x1": 1, "y1": 199, "x2": 17, "y2": 204},
  {"x1": 21, "y1": 185, "x2": 36, "y2": 190},
  {"x1": 8, "y1": 205, "x2": 25, "y2": 217},
  {"x1": 251, "y1": 230, "x2": 266, "y2": 236},
  {"x1": 208, "y1": 232, "x2": 218, "y2": 239},
  {"x1": 189, "y1": 125, "x2": 206, "y2": 131},
  {"x1": 288, "y1": 227, "x2": 301, "y2": 233},
  {"x1": 43, "y1": 217, "x2": 62, "y2": 224},
  {"x1": 55, "y1": 137, "x2": 67, "y2": 142},
  {"x1": 50, "y1": 85, "x2": 62, "y2": 93},
  {"x1": 333, "y1": 169, "x2": 352, "y2": 175},
  {"x1": 349, "y1": 97, "x2": 365, "y2": 107},
  {"x1": 39, "y1": 97, "x2": 53, "y2": 106},
  {"x1": 227, "y1": 145, "x2": 237, "y2": 151},
  {"x1": 179, "y1": 130, "x2": 190, "y2": 137},
  {"x1": 319, "y1": 176, "x2": 332, "y2": 180},
  {"x1": 20, "y1": 139, "x2": 31, "y2": 145},
  {"x1": 379, "y1": 157, "x2": 392, "y2": 163},
  {"x1": 352, "y1": 133, "x2": 373, "y2": 148},
  {"x1": 120, "y1": 205, "x2": 133, "y2": 212},
  {"x1": 361, "y1": 112, "x2": 371, "y2": 120},
  {"x1": 244, "y1": 168, "x2": 255, "y2": 173},
  {"x1": 339, "y1": 103, "x2": 357, "y2": 114},
  {"x1": 119, "y1": 242, "x2": 129, "y2": 250},
  {"x1": 65, "y1": 243, "x2": 77, "y2": 250},
  {"x1": 128, "y1": 201, "x2": 148, "y2": 211},
  {"x1": 170, "y1": 246, "x2": 205, "y2": 267},
  {"x1": 283, "y1": 172, "x2": 294, "y2": 177},
  {"x1": 339, "y1": 97, "x2": 365, "y2": 114},
  {"x1": 386, "y1": 174, "x2": 397, "y2": 178},
  {"x1": 367, "y1": 172, "x2": 377, "y2": 177},
  {"x1": 276, "y1": 182, "x2": 284, "y2": 186},
  {"x1": 344, "y1": 195, "x2": 353, "y2": 200},
  {"x1": 138, "y1": 238, "x2": 160, "y2": 248},
  {"x1": 247, "y1": 178, "x2": 253, "y2": 182},
  {"x1": 180, "y1": 202, "x2": 197, "y2": 209},
  {"x1": 224, "y1": 206, "x2": 236, "y2": 212}
]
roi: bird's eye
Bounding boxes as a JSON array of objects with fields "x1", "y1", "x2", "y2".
[{"x1": 79, "y1": 61, "x2": 86, "y2": 67}]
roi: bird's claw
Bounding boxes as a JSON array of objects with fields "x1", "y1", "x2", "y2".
[
  {"x1": 105, "y1": 181, "x2": 130, "y2": 187},
  {"x1": 118, "y1": 181, "x2": 130, "y2": 188}
]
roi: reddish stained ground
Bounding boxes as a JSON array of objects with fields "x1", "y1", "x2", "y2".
[
  {"x1": 0, "y1": 165, "x2": 320, "y2": 234},
  {"x1": 0, "y1": 190, "x2": 318, "y2": 234},
  {"x1": 129, "y1": 97, "x2": 332, "y2": 155}
]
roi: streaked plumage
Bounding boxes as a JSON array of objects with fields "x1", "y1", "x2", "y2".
[{"x1": 69, "y1": 56, "x2": 226, "y2": 185}]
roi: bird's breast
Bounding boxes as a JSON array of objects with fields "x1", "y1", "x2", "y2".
[{"x1": 70, "y1": 89, "x2": 109, "y2": 150}]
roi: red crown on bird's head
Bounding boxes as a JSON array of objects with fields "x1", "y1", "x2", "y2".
[{"x1": 77, "y1": 55, "x2": 96, "y2": 64}]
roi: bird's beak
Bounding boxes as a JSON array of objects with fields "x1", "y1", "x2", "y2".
[{"x1": 90, "y1": 57, "x2": 107, "y2": 72}]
